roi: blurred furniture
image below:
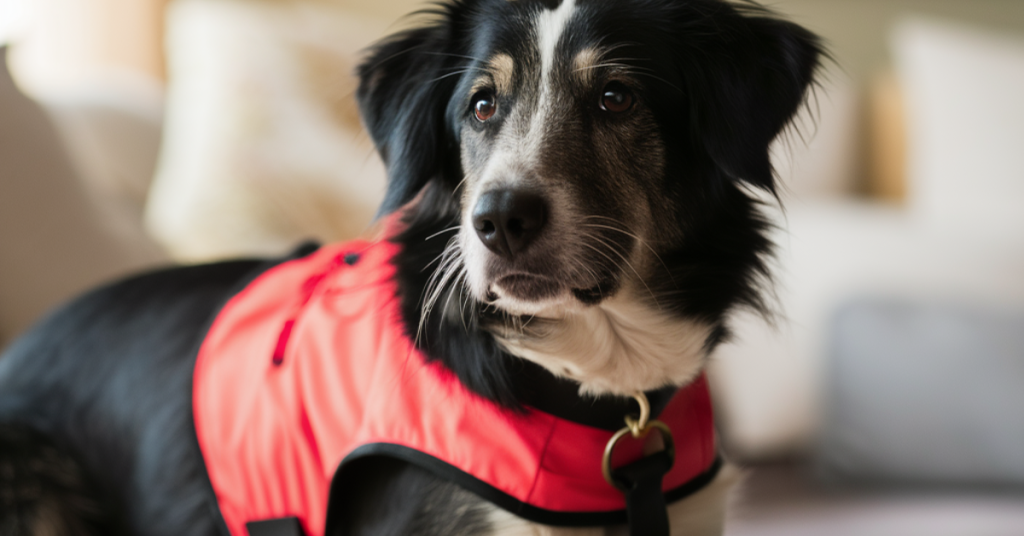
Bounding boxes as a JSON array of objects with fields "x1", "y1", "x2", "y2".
[
  {"x1": 0, "y1": 0, "x2": 171, "y2": 347},
  {"x1": 145, "y1": 0, "x2": 388, "y2": 262},
  {"x1": 813, "y1": 18, "x2": 1024, "y2": 489},
  {"x1": 865, "y1": 71, "x2": 906, "y2": 202},
  {"x1": 714, "y1": 17, "x2": 1024, "y2": 535},
  {"x1": 820, "y1": 298, "x2": 1024, "y2": 486},
  {"x1": 711, "y1": 17, "x2": 1024, "y2": 464},
  {"x1": 726, "y1": 465, "x2": 1024, "y2": 536},
  {"x1": 0, "y1": 47, "x2": 166, "y2": 348},
  {"x1": 8, "y1": 0, "x2": 168, "y2": 91}
]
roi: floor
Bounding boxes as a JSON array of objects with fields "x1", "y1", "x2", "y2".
[{"x1": 725, "y1": 465, "x2": 1024, "y2": 536}]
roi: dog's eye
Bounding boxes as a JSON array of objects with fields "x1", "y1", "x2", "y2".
[
  {"x1": 472, "y1": 91, "x2": 497, "y2": 122},
  {"x1": 600, "y1": 82, "x2": 634, "y2": 113}
]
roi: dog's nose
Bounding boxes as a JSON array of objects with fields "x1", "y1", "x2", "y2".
[{"x1": 472, "y1": 189, "x2": 548, "y2": 258}]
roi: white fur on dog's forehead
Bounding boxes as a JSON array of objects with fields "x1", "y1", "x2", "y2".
[
  {"x1": 535, "y1": 0, "x2": 577, "y2": 84},
  {"x1": 465, "y1": 0, "x2": 582, "y2": 198}
]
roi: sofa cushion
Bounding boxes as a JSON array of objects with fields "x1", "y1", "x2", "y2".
[{"x1": 818, "y1": 297, "x2": 1024, "y2": 487}]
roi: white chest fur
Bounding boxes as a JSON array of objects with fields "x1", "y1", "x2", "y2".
[{"x1": 495, "y1": 288, "x2": 713, "y2": 397}]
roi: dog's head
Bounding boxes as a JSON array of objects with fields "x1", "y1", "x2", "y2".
[{"x1": 358, "y1": 0, "x2": 821, "y2": 400}]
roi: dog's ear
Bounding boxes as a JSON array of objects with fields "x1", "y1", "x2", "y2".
[
  {"x1": 684, "y1": 9, "x2": 823, "y2": 194},
  {"x1": 357, "y1": 19, "x2": 465, "y2": 215}
]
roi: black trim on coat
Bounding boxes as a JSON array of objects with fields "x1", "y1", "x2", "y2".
[{"x1": 325, "y1": 442, "x2": 723, "y2": 530}]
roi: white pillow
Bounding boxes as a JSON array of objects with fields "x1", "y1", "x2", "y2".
[
  {"x1": 894, "y1": 18, "x2": 1024, "y2": 235},
  {"x1": 146, "y1": 0, "x2": 389, "y2": 262},
  {"x1": 0, "y1": 0, "x2": 30, "y2": 47},
  {"x1": 769, "y1": 72, "x2": 860, "y2": 200}
]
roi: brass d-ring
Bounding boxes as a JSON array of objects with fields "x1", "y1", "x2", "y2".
[
  {"x1": 623, "y1": 390, "x2": 651, "y2": 437},
  {"x1": 601, "y1": 392, "x2": 676, "y2": 489}
]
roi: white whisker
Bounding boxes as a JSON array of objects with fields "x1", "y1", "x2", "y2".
[
  {"x1": 579, "y1": 218, "x2": 670, "y2": 274},
  {"x1": 424, "y1": 226, "x2": 461, "y2": 242},
  {"x1": 417, "y1": 236, "x2": 467, "y2": 344},
  {"x1": 581, "y1": 230, "x2": 662, "y2": 309}
]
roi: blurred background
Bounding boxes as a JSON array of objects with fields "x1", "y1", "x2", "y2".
[{"x1": 1, "y1": 0, "x2": 1023, "y2": 534}]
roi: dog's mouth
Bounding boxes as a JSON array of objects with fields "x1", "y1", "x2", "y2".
[
  {"x1": 491, "y1": 274, "x2": 563, "y2": 302},
  {"x1": 571, "y1": 284, "x2": 612, "y2": 305},
  {"x1": 487, "y1": 273, "x2": 618, "y2": 308}
]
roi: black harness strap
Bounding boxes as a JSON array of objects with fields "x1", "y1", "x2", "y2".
[
  {"x1": 611, "y1": 450, "x2": 674, "y2": 536},
  {"x1": 246, "y1": 517, "x2": 306, "y2": 536}
]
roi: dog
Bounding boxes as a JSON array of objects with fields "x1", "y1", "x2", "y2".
[{"x1": 0, "y1": 0, "x2": 821, "y2": 534}]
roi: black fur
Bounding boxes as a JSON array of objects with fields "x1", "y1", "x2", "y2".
[
  {"x1": 0, "y1": 261, "x2": 261, "y2": 535},
  {"x1": 329, "y1": 458, "x2": 495, "y2": 536},
  {"x1": 0, "y1": 424, "x2": 112, "y2": 535},
  {"x1": 1, "y1": 1, "x2": 822, "y2": 534}
]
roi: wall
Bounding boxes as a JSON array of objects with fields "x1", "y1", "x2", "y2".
[
  {"x1": 773, "y1": 0, "x2": 1024, "y2": 87},
  {"x1": 11, "y1": 0, "x2": 1024, "y2": 97}
]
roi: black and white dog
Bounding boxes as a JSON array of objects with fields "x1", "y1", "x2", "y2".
[{"x1": 0, "y1": 0, "x2": 821, "y2": 534}]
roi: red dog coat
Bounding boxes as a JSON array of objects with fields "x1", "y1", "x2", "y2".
[{"x1": 193, "y1": 229, "x2": 719, "y2": 536}]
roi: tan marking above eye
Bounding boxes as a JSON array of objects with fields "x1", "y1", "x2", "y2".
[
  {"x1": 572, "y1": 47, "x2": 603, "y2": 85},
  {"x1": 470, "y1": 77, "x2": 491, "y2": 96},
  {"x1": 488, "y1": 53, "x2": 515, "y2": 96}
]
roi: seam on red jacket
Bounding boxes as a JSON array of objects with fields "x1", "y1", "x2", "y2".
[{"x1": 524, "y1": 415, "x2": 559, "y2": 505}]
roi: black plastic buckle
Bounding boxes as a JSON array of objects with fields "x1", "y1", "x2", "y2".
[{"x1": 247, "y1": 517, "x2": 306, "y2": 536}]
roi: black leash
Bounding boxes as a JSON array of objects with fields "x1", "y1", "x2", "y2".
[
  {"x1": 611, "y1": 450, "x2": 674, "y2": 535},
  {"x1": 602, "y1": 392, "x2": 676, "y2": 536}
]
